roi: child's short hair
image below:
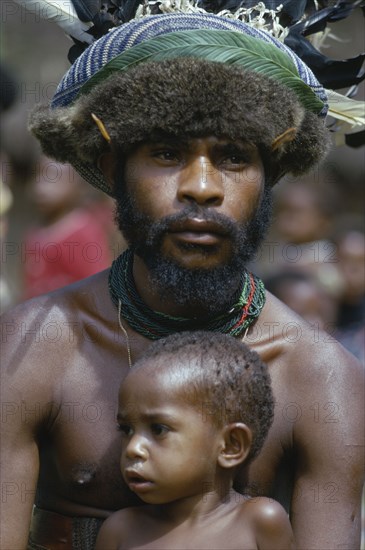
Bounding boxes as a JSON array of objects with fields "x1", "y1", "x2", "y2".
[{"x1": 132, "y1": 331, "x2": 274, "y2": 462}]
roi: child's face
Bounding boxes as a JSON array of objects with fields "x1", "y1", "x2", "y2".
[{"x1": 117, "y1": 365, "x2": 223, "y2": 504}]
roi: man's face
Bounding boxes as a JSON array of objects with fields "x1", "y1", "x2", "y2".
[
  {"x1": 114, "y1": 136, "x2": 272, "y2": 313},
  {"x1": 118, "y1": 365, "x2": 222, "y2": 505}
]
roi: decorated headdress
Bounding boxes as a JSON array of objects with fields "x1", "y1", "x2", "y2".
[{"x1": 21, "y1": 0, "x2": 365, "y2": 196}]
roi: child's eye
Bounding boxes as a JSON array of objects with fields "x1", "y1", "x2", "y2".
[
  {"x1": 117, "y1": 423, "x2": 133, "y2": 436},
  {"x1": 151, "y1": 423, "x2": 169, "y2": 437}
]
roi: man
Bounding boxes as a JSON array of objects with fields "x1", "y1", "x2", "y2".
[{"x1": 1, "y1": 7, "x2": 364, "y2": 550}]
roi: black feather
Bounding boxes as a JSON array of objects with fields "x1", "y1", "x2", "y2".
[
  {"x1": 283, "y1": 2, "x2": 365, "y2": 90},
  {"x1": 68, "y1": 38, "x2": 92, "y2": 64},
  {"x1": 117, "y1": 0, "x2": 144, "y2": 22},
  {"x1": 289, "y1": 2, "x2": 357, "y2": 37},
  {"x1": 345, "y1": 130, "x2": 365, "y2": 147},
  {"x1": 71, "y1": 0, "x2": 100, "y2": 22},
  {"x1": 285, "y1": 33, "x2": 365, "y2": 89}
]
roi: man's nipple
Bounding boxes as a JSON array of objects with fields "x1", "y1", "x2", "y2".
[{"x1": 70, "y1": 463, "x2": 98, "y2": 486}]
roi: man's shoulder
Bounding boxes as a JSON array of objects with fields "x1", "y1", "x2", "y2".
[
  {"x1": 260, "y1": 290, "x2": 324, "y2": 339},
  {"x1": 252, "y1": 291, "x2": 362, "y2": 386},
  {"x1": 1, "y1": 270, "x2": 111, "y2": 326},
  {"x1": 1, "y1": 270, "x2": 113, "y2": 377}
]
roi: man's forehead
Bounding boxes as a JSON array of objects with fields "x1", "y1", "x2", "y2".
[{"x1": 130, "y1": 134, "x2": 259, "y2": 152}]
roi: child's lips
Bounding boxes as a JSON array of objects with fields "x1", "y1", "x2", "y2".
[{"x1": 124, "y1": 470, "x2": 154, "y2": 492}]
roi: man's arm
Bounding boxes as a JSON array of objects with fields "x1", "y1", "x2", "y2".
[
  {"x1": 0, "y1": 303, "x2": 57, "y2": 549},
  {"x1": 290, "y1": 340, "x2": 364, "y2": 549},
  {"x1": 1, "y1": 415, "x2": 40, "y2": 549}
]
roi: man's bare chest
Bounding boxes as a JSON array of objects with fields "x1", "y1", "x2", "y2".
[{"x1": 36, "y1": 337, "x2": 142, "y2": 512}]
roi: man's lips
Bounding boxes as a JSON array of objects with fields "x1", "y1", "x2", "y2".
[{"x1": 168, "y1": 218, "x2": 229, "y2": 245}]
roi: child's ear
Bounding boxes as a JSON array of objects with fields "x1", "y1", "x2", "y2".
[
  {"x1": 98, "y1": 152, "x2": 117, "y2": 192},
  {"x1": 217, "y1": 423, "x2": 252, "y2": 469}
]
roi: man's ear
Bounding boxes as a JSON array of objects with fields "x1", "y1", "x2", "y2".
[
  {"x1": 98, "y1": 152, "x2": 117, "y2": 193},
  {"x1": 217, "y1": 423, "x2": 252, "y2": 470}
]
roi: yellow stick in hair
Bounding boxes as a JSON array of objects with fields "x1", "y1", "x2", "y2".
[
  {"x1": 271, "y1": 127, "x2": 296, "y2": 151},
  {"x1": 91, "y1": 113, "x2": 111, "y2": 143}
]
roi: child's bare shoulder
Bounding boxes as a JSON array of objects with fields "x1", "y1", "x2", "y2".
[
  {"x1": 242, "y1": 497, "x2": 288, "y2": 524},
  {"x1": 105, "y1": 505, "x2": 151, "y2": 526},
  {"x1": 95, "y1": 506, "x2": 150, "y2": 550},
  {"x1": 239, "y1": 497, "x2": 295, "y2": 549}
]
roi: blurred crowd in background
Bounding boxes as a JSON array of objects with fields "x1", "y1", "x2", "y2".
[{"x1": 0, "y1": 1, "x2": 364, "y2": 366}]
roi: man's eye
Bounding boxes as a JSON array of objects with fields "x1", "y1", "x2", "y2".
[
  {"x1": 117, "y1": 424, "x2": 133, "y2": 436},
  {"x1": 153, "y1": 149, "x2": 179, "y2": 162},
  {"x1": 151, "y1": 423, "x2": 169, "y2": 436},
  {"x1": 222, "y1": 155, "x2": 248, "y2": 166}
]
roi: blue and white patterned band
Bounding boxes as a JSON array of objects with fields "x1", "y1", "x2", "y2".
[{"x1": 52, "y1": 12, "x2": 328, "y2": 116}]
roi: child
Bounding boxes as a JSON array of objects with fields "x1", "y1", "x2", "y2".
[{"x1": 96, "y1": 331, "x2": 295, "y2": 549}]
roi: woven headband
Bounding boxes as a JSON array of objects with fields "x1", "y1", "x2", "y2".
[{"x1": 52, "y1": 12, "x2": 328, "y2": 114}]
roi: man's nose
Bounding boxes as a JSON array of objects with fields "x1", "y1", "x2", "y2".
[
  {"x1": 125, "y1": 435, "x2": 148, "y2": 460},
  {"x1": 177, "y1": 156, "x2": 224, "y2": 206}
]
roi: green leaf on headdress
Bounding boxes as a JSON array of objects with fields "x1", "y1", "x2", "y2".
[{"x1": 78, "y1": 29, "x2": 324, "y2": 114}]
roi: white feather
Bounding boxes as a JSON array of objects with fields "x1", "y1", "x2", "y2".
[
  {"x1": 326, "y1": 89, "x2": 365, "y2": 145},
  {"x1": 327, "y1": 90, "x2": 365, "y2": 126},
  {"x1": 15, "y1": 0, "x2": 94, "y2": 44}
]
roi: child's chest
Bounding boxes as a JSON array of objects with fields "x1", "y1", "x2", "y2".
[{"x1": 120, "y1": 513, "x2": 258, "y2": 550}]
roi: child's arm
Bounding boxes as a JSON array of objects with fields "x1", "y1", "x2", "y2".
[
  {"x1": 95, "y1": 510, "x2": 128, "y2": 550},
  {"x1": 247, "y1": 497, "x2": 295, "y2": 550}
]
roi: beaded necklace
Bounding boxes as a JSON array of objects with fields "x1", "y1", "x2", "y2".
[{"x1": 108, "y1": 249, "x2": 266, "y2": 342}]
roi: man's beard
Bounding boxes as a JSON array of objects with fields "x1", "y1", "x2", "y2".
[{"x1": 115, "y1": 181, "x2": 272, "y2": 315}]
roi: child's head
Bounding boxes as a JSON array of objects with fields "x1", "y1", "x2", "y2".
[
  {"x1": 118, "y1": 332, "x2": 274, "y2": 504},
  {"x1": 131, "y1": 331, "x2": 274, "y2": 462}
]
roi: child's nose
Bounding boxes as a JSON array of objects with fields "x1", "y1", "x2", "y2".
[{"x1": 125, "y1": 435, "x2": 148, "y2": 460}]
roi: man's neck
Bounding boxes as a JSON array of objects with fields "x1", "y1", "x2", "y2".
[{"x1": 109, "y1": 249, "x2": 266, "y2": 340}]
